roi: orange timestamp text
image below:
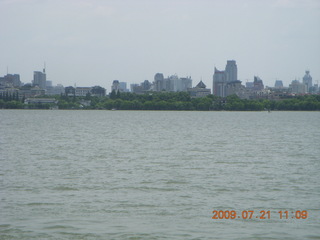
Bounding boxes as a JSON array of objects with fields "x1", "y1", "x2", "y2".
[{"x1": 211, "y1": 210, "x2": 308, "y2": 220}]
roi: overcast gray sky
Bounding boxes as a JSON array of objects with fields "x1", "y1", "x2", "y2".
[{"x1": 1, "y1": 0, "x2": 319, "y2": 91}]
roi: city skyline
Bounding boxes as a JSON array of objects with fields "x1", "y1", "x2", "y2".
[
  {"x1": 0, "y1": 63, "x2": 318, "y2": 92},
  {"x1": 1, "y1": 0, "x2": 319, "y2": 89}
]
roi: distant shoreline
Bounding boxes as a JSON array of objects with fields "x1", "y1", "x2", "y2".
[{"x1": 1, "y1": 92, "x2": 320, "y2": 111}]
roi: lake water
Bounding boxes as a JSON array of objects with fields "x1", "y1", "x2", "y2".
[{"x1": 0, "y1": 110, "x2": 319, "y2": 239}]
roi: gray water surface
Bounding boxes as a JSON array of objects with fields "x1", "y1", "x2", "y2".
[{"x1": 1, "y1": 110, "x2": 319, "y2": 239}]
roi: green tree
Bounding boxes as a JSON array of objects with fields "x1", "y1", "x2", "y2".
[
  {"x1": 116, "y1": 90, "x2": 121, "y2": 99},
  {"x1": 110, "y1": 90, "x2": 117, "y2": 99}
]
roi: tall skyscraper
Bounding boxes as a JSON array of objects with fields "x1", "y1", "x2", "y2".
[
  {"x1": 212, "y1": 60, "x2": 238, "y2": 97},
  {"x1": 302, "y1": 70, "x2": 312, "y2": 92},
  {"x1": 212, "y1": 67, "x2": 227, "y2": 97},
  {"x1": 33, "y1": 68, "x2": 46, "y2": 89},
  {"x1": 154, "y1": 73, "x2": 165, "y2": 91},
  {"x1": 225, "y1": 60, "x2": 237, "y2": 82}
]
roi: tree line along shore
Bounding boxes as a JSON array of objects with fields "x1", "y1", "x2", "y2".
[{"x1": 1, "y1": 91, "x2": 320, "y2": 111}]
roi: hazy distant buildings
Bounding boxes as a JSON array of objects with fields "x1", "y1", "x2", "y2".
[
  {"x1": 153, "y1": 73, "x2": 192, "y2": 92},
  {"x1": 111, "y1": 80, "x2": 120, "y2": 92},
  {"x1": 154, "y1": 73, "x2": 165, "y2": 91},
  {"x1": 274, "y1": 80, "x2": 283, "y2": 88},
  {"x1": 179, "y1": 77, "x2": 192, "y2": 92},
  {"x1": 266, "y1": 80, "x2": 289, "y2": 99},
  {"x1": 0, "y1": 74, "x2": 21, "y2": 88},
  {"x1": 1, "y1": 63, "x2": 319, "y2": 102},
  {"x1": 46, "y1": 80, "x2": 52, "y2": 87},
  {"x1": 213, "y1": 68, "x2": 227, "y2": 97},
  {"x1": 91, "y1": 86, "x2": 106, "y2": 97},
  {"x1": 129, "y1": 83, "x2": 138, "y2": 92},
  {"x1": 110, "y1": 80, "x2": 128, "y2": 92},
  {"x1": 33, "y1": 69, "x2": 46, "y2": 89},
  {"x1": 119, "y1": 82, "x2": 129, "y2": 92},
  {"x1": 141, "y1": 80, "x2": 151, "y2": 91},
  {"x1": 289, "y1": 80, "x2": 306, "y2": 94},
  {"x1": 130, "y1": 80, "x2": 152, "y2": 94},
  {"x1": 302, "y1": 70, "x2": 312, "y2": 93},
  {"x1": 243, "y1": 76, "x2": 268, "y2": 99},
  {"x1": 22, "y1": 86, "x2": 45, "y2": 97},
  {"x1": 253, "y1": 76, "x2": 264, "y2": 91},
  {"x1": 226, "y1": 80, "x2": 248, "y2": 99},
  {"x1": 64, "y1": 85, "x2": 105, "y2": 97},
  {"x1": 225, "y1": 60, "x2": 238, "y2": 82},
  {"x1": 46, "y1": 84, "x2": 65, "y2": 95},
  {"x1": 245, "y1": 82, "x2": 254, "y2": 89},
  {"x1": 75, "y1": 87, "x2": 92, "y2": 96},
  {"x1": 188, "y1": 80, "x2": 211, "y2": 98},
  {"x1": 212, "y1": 60, "x2": 240, "y2": 97}
]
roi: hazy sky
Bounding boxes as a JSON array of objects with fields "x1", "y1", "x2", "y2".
[{"x1": 1, "y1": 0, "x2": 319, "y2": 91}]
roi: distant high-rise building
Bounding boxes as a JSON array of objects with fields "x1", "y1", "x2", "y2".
[
  {"x1": 131, "y1": 83, "x2": 144, "y2": 93},
  {"x1": 0, "y1": 74, "x2": 21, "y2": 87},
  {"x1": 33, "y1": 68, "x2": 46, "y2": 89},
  {"x1": 153, "y1": 73, "x2": 192, "y2": 92},
  {"x1": 212, "y1": 67, "x2": 227, "y2": 97},
  {"x1": 111, "y1": 80, "x2": 120, "y2": 92},
  {"x1": 246, "y1": 82, "x2": 254, "y2": 89},
  {"x1": 180, "y1": 77, "x2": 192, "y2": 91},
  {"x1": 46, "y1": 81, "x2": 52, "y2": 87},
  {"x1": 289, "y1": 80, "x2": 307, "y2": 94},
  {"x1": 154, "y1": 73, "x2": 165, "y2": 91},
  {"x1": 119, "y1": 82, "x2": 128, "y2": 92},
  {"x1": 169, "y1": 75, "x2": 180, "y2": 92},
  {"x1": 253, "y1": 76, "x2": 264, "y2": 91},
  {"x1": 225, "y1": 60, "x2": 237, "y2": 82},
  {"x1": 302, "y1": 70, "x2": 312, "y2": 92},
  {"x1": 141, "y1": 80, "x2": 151, "y2": 91},
  {"x1": 46, "y1": 84, "x2": 65, "y2": 95},
  {"x1": 274, "y1": 80, "x2": 283, "y2": 88},
  {"x1": 226, "y1": 80, "x2": 248, "y2": 99},
  {"x1": 212, "y1": 60, "x2": 239, "y2": 97}
]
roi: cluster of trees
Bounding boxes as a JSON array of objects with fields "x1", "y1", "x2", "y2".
[
  {"x1": 61, "y1": 91, "x2": 320, "y2": 111},
  {"x1": 213, "y1": 94, "x2": 320, "y2": 111},
  {"x1": 1, "y1": 90, "x2": 320, "y2": 111},
  {"x1": 0, "y1": 91, "x2": 24, "y2": 109},
  {"x1": 97, "y1": 91, "x2": 208, "y2": 110}
]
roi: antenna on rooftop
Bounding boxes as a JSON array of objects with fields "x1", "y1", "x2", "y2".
[{"x1": 43, "y1": 62, "x2": 46, "y2": 73}]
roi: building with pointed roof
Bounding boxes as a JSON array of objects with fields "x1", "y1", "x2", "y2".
[
  {"x1": 274, "y1": 80, "x2": 283, "y2": 88},
  {"x1": 188, "y1": 80, "x2": 211, "y2": 98}
]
